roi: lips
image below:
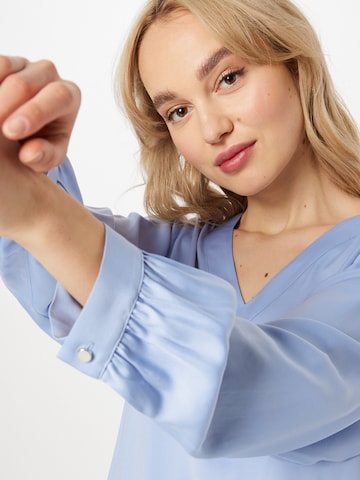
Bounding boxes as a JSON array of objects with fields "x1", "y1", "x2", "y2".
[{"x1": 215, "y1": 141, "x2": 256, "y2": 174}]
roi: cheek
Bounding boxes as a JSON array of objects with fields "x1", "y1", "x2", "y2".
[
  {"x1": 280, "y1": 91, "x2": 304, "y2": 142},
  {"x1": 245, "y1": 84, "x2": 303, "y2": 137},
  {"x1": 171, "y1": 132, "x2": 202, "y2": 168}
]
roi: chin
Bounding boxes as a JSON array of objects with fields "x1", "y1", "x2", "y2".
[{"x1": 227, "y1": 183, "x2": 267, "y2": 198}]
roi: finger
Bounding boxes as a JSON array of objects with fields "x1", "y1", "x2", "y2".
[
  {"x1": 18, "y1": 137, "x2": 67, "y2": 172},
  {"x1": 0, "y1": 55, "x2": 28, "y2": 78},
  {"x1": 0, "y1": 59, "x2": 60, "y2": 123},
  {"x1": 2, "y1": 79, "x2": 81, "y2": 140}
]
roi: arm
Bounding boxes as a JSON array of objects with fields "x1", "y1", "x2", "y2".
[
  {"x1": 0, "y1": 56, "x2": 103, "y2": 305},
  {"x1": 0, "y1": 132, "x2": 104, "y2": 306}
]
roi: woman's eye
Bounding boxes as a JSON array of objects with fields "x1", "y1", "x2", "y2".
[
  {"x1": 219, "y1": 68, "x2": 245, "y2": 89},
  {"x1": 167, "y1": 106, "x2": 188, "y2": 123}
]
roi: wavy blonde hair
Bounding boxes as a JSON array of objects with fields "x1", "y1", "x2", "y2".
[{"x1": 116, "y1": 0, "x2": 360, "y2": 224}]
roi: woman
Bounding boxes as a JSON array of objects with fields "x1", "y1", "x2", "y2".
[{"x1": 1, "y1": 0, "x2": 360, "y2": 478}]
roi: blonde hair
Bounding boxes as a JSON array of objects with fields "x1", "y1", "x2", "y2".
[{"x1": 116, "y1": 0, "x2": 360, "y2": 224}]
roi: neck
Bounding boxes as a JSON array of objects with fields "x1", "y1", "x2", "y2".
[{"x1": 239, "y1": 162, "x2": 360, "y2": 235}]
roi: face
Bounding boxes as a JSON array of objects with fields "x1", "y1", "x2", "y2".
[{"x1": 139, "y1": 11, "x2": 307, "y2": 199}]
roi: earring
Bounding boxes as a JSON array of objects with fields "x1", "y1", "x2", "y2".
[{"x1": 179, "y1": 154, "x2": 186, "y2": 167}]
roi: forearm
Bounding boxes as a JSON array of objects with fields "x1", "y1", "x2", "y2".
[{"x1": 10, "y1": 173, "x2": 105, "y2": 306}]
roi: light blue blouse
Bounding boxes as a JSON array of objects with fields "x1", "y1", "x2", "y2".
[{"x1": 2, "y1": 159, "x2": 360, "y2": 479}]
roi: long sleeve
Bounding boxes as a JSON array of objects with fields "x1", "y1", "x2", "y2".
[{"x1": 55, "y1": 225, "x2": 236, "y2": 454}]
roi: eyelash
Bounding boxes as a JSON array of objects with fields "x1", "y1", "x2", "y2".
[
  {"x1": 166, "y1": 107, "x2": 188, "y2": 123},
  {"x1": 218, "y1": 67, "x2": 245, "y2": 89},
  {"x1": 165, "y1": 67, "x2": 246, "y2": 123}
]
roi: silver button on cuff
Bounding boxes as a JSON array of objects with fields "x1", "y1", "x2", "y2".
[{"x1": 77, "y1": 348, "x2": 94, "y2": 363}]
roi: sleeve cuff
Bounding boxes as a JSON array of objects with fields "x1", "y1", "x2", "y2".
[{"x1": 55, "y1": 224, "x2": 144, "y2": 377}]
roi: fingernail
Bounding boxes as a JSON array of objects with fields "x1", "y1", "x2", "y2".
[{"x1": 3, "y1": 117, "x2": 28, "y2": 137}]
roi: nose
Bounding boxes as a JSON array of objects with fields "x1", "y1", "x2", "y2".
[{"x1": 197, "y1": 103, "x2": 233, "y2": 144}]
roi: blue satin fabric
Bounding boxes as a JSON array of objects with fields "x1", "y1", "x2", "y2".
[{"x1": 2, "y1": 158, "x2": 360, "y2": 479}]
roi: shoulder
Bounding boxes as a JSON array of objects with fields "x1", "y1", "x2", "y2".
[{"x1": 110, "y1": 213, "x2": 241, "y2": 266}]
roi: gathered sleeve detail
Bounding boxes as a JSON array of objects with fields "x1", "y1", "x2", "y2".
[{"x1": 55, "y1": 225, "x2": 236, "y2": 454}]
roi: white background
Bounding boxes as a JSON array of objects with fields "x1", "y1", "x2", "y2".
[{"x1": 0, "y1": 1, "x2": 359, "y2": 478}]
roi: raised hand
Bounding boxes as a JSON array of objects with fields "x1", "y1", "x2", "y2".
[{"x1": 0, "y1": 55, "x2": 81, "y2": 172}]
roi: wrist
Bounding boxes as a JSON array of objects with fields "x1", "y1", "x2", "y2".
[{"x1": 7, "y1": 171, "x2": 57, "y2": 243}]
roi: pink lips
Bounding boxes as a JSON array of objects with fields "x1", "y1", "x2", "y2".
[{"x1": 215, "y1": 141, "x2": 256, "y2": 174}]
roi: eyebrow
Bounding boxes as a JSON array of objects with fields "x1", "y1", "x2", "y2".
[
  {"x1": 153, "y1": 91, "x2": 177, "y2": 111},
  {"x1": 152, "y1": 47, "x2": 231, "y2": 111},
  {"x1": 196, "y1": 47, "x2": 231, "y2": 81}
]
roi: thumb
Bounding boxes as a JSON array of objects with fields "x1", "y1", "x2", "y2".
[{"x1": 18, "y1": 136, "x2": 70, "y2": 172}]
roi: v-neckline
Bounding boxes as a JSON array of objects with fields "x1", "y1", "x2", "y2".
[{"x1": 204, "y1": 214, "x2": 360, "y2": 315}]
